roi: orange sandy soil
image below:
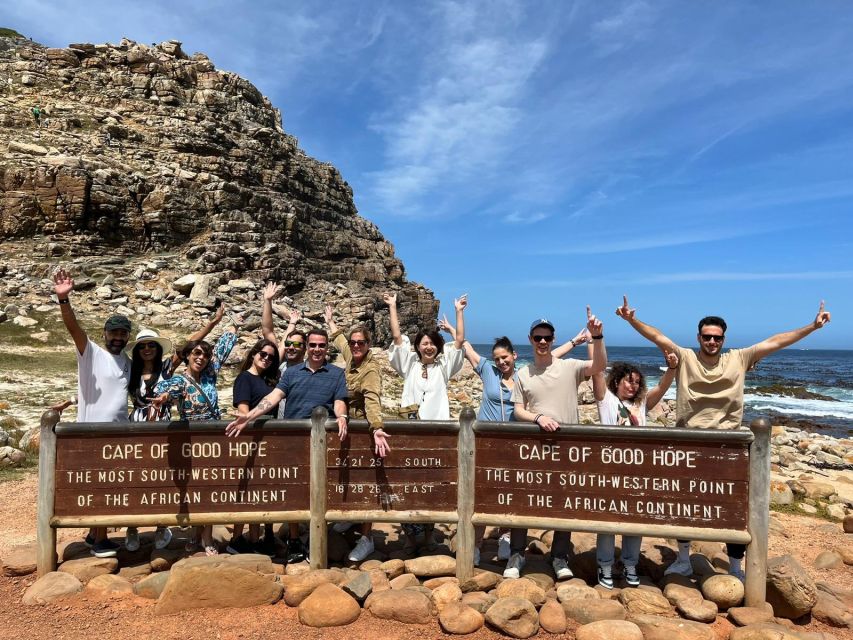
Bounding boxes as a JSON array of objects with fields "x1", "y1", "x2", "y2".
[{"x1": 0, "y1": 472, "x2": 851, "y2": 640}]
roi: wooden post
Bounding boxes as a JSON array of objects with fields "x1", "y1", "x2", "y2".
[
  {"x1": 36, "y1": 409, "x2": 60, "y2": 576},
  {"x1": 455, "y1": 407, "x2": 476, "y2": 581},
  {"x1": 309, "y1": 407, "x2": 328, "y2": 569},
  {"x1": 745, "y1": 418, "x2": 771, "y2": 606}
]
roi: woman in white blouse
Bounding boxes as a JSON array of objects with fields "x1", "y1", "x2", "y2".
[{"x1": 383, "y1": 291, "x2": 467, "y2": 419}]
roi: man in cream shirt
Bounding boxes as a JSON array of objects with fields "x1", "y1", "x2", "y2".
[{"x1": 617, "y1": 296, "x2": 831, "y2": 579}]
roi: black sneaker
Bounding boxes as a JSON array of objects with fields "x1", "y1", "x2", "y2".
[
  {"x1": 254, "y1": 537, "x2": 277, "y2": 557},
  {"x1": 91, "y1": 538, "x2": 120, "y2": 558},
  {"x1": 286, "y1": 538, "x2": 307, "y2": 564},
  {"x1": 225, "y1": 535, "x2": 254, "y2": 555},
  {"x1": 597, "y1": 566, "x2": 614, "y2": 590},
  {"x1": 84, "y1": 533, "x2": 95, "y2": 547}
]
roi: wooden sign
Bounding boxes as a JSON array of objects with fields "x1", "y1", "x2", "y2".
[
  {"x1": 326, "y1": 429, "x2": 458, "y2": 511},
  {"x1": 475, "y1": 431, "x2": 749, "y2": 530},
  {"x1": 54, "y1": 428, "x2": 311, "y2": 517}
]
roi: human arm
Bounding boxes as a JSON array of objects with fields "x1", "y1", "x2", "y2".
[
  {"x1": 171, "y1": 303, "x2": 226, "y2": 369},
  {"x1": 361, "y1": 368, "x2": 385, "y2": 434},
  {"x1": 750, "y1": 301, "x2": 831, "y2": 361},
  {"x1": 225, "y1": 388, "x2": 286, "y2": 436},
  {"x1": 372, "y1": 429, "x2": 391, "y2": 458},
  {"x1": 383, "y1": 291, "x2": 403, "y2": 346},
  {"x1": 438, "y1": 314, "x2": 482, "y2": 367},
  {"x1": 583, "y1": 305, "x2": 607, "y2": 377},
  {"x1": 210, "y1": 330, "x2": 238, "y2": 373},
  {"x1": 453, "y1": 294, "x2": 467, "y2": 349},
  {"x1": 615, "y1": 295, "x2": 678, "y2": 353},
  {"x1": 513, "y1": 403, "x2": 560, "y2": 432},
  {"x1": 324, "y1": 304, "x2": 339, "y2": 335},
  {"x1": 261, "y1": 282, "x2": 280, "y2": 344},
  {"x1": 646, "y1": 351, "x2": 679, "y2": 410},
  {"x1": 333, "y1": 398, "x2": 348, "y2": 441},
  {"x1": 553, "y1": 328, "x2": 591, "y2": 359},
  {"x1": 50, "y1": 396, "x2": 76, "y2": 414},
  {"x1": 52, "y1": 268, "x2": 88, "y2": 355}
]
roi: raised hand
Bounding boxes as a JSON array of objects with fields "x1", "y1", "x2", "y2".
[
  {"x1": 615, "y1": 295, "x2": 635, "y2": 321},
  {"x1": 586, "y1": 305, "x2": 603, "y2": 337},
  {"x1": 262, "y1": 282, "x2": 280, "y2": 301},
  {"x1": 572, "y1": 328, "x2": 592, "y2": 346},
  {"x1": 212, "y1": 302, "x2": 226, "y2": 323},
  {"x1": 454, "y1": 294, "x2": 468, "y2": 311},
  {"x1": 814, "y1": 300, "x2": 831, "y2": 329},
  {"x1": 383, "y1": 291, "x2": 397, "y2": 307},
  {"x1": 324, "y1": 304, "x2": 334, "y2": 325},
  {"x1": 52, "y1": 267, "x2": 73, "y2": 299},
  {"x1": 438, "y1": 314, "x2": 455, "y2": 336},
  {"x1": 664, "y1": 351, "x2": 679, "y2": 369}
]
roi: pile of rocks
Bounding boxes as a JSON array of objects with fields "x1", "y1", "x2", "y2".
[{"x1": 5, "y1": 523, "x2": 851, "y2": 637}]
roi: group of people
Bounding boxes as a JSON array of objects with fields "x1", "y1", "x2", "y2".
[{"x1": 50, "y1": 266, "x2": 831, "y2": 588}]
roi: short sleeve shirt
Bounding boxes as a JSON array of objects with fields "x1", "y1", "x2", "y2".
[
  {"x1": 475, "y1": 358, "x2": 516, "y2": 422},
  {"x1": 275, "y1": 362, "x2": 348, "y2": 419},
  {"x1": 511, "y1": 357, "x2": 587, "y2": 424},
  {"x1": 233, "y1": 371, "x2": 275, "y2": 416},
  {"x1": 597, "y1": 389, "x2": 647, "y2": 426},
  {"x1": 76, "y1": 339, "x2": 131, "y2": 422},
  {"x1": 674, "y1": 345, "x2": 759, "y2": 429}
]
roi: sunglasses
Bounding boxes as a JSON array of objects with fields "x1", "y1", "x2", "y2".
[
  {"x1": 284, "y1": 340, "x2": 304, "y2": 348},
  {"x1": 700, "y1": 334, "x2": 725, "y2": 343},
  {"x1": 308, "y1": 342, "x2": 328, "y2": 349},
  {"x1": 348, "y1": 339, "x2": 368, "y2": 347},
  {"x1": 190, "y1": 348, "x2": 209, "y2": 358},
  {"x1": 138, "y1": 342, "x2": 158, "y2": 350},
  {"x1": 256, "y1": 351, "x2": 275, "y2": 361},
  {"x1": 531, "y1": 335, "x2": 555, "y2": 343}
]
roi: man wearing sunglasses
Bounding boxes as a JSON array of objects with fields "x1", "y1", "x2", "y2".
[
  {"x1": 616, "y1": 296, "x2": 831, "y2": 580},
  {"x1": 505, "y1": 307, "x2": 607, "y2": 580}
]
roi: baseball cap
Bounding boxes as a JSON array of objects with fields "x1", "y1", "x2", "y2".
[
  {"x1": 104, "y1": 314, "x2": 131, "y2": 332},
  {"x1": 529, "y1": 318, "x2": 555, "y2": 334}
]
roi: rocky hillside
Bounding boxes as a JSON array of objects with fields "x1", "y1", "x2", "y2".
[{"x1": 0, "y1": 33, "x2": 438, "y2": 342}]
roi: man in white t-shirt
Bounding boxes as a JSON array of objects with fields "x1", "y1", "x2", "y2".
[
  {"x1": 504, "y1": 308, "x2": 607, "y2": 580},
  {"x1": 616, "y1": 296, "x2": 831, "y2": 580},
  {"x1": 53, "y1": 267, "x2": 132, "y2": 558}
]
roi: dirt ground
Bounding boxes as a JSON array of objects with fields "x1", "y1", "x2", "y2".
[{"x1": 0, "y1": 471, "x2": 851, "y2": 640}]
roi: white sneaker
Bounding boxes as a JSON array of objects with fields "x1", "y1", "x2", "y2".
[
  {"x1": 497, "y1": 533, "x2": 511, "y2": 560},
  {"x1": 333, "y1": 521, "x2": 354, "y2": 534},
  {"x1": 154, "y1": 527, "x2": 173, "y2": 550},
  {"x1": 348, "y1": 536, "x2": 375, "y2": 562},
  {"x1": 503, "y1": 553, "x2": 525, "y2": 579},
  {"x1": 552, "y1": 557, "x2": 573, "y2": 580},
  {"x1": 664, "y1": 559, "x2": 693, "y2": 576},
  {"x1": 125, "y1": 527, "x2": 140, "y2": 552}
]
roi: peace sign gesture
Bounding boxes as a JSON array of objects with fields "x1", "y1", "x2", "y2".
[
  {"x1": 814, "y1": 300, "x2": 831, "y2": 329},
  {"x1": 615, "y1": 295, "x2": 635, "y2": 322},
  {"x1": 586, "y1": 305, "x2": 603, "y2": 337}
]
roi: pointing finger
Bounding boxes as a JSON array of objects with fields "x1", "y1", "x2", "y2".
[
  {"x1": 623, "y1": 295, "x2": 628, "y2": 308},
  {"x1": 586, "y1": 305, "x2": 592, "y2": 319}
]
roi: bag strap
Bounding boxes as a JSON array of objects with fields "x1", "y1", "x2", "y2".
[{"x1": 179, "y1": 375, "x2": 217, "y2": 415}]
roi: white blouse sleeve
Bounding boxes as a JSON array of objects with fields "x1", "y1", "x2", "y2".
[
  {"x1": 440, "y1": 343, "x2": 465, "y2": 380},
  {"x1": 388, "y1": 335, "x2": 418, "y2": 378}
]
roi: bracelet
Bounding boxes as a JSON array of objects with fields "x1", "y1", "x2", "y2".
[
  {"x1": 533, "y1": 414, "x2": 542, "y2": 426},
  {"x1": 592, "y1": 335, "x2": 603, "y2": 340},
  {"x1": 339, "y1": 415, "x2": 350, "y2": 423},
  {"x1": 570, "y1": 340, "x2": 576, "y2": 347},
  {"x1": 57, "y1": 298, "x2": 69, "y2": 305},
  {"x1": 667, "y1": 366, "x2": 677, "y2": 370}
]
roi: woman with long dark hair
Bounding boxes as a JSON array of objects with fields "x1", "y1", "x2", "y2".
[{"x1": 226, "y1": 338, "x2": 281, "y2": 555}]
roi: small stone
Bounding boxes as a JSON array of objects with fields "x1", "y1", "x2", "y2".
[
  {"x1": 676, "y1": 598, "x2": 718, "y2": 622},
  {"x1": 769, "y1": 481, "x2": 794, "y2": 505},
  {"x1": 700, "y1": 574, "x2": 743, "y2": 610},
  {"x1": 562, "y1": 598, "x2": 627, "y2": 623},
  {"x1": 576, "y1": 620, "x2": 644, "y2": 640},
  {"x1": 439, "y1": 602, "x2": 485, "y2": 634},
  {"x1": 298, "y1": 583, "x2": 361, "y2": 627},
  {"x1": 495, "y1": 577, "x2": 546, "y2": 607},
  {"x1": 431, "y1": 581, "x2": 462, "y2": 613},
  {"x1": 341, "y1": 571, "x2": 372, "y2": 603},
  {"x1": 172, "y1": 274, "x2": 197, "y2": 294},
  {"x1": 618, "y1": 588, "x2": 673, "y2": 616},
  {"x1": 1, "y1": 543, "x2": 37, "y2": 576},
  {"x1": 459, "y1": 569, "x2": 500, "y2": 592},
  {"x1": 389, "y1": 573, "x2": 419, "y2": 590},
  {"x1": 423, "y1": 576, "x2": 458, "y2": 589},
  {"x1": 538, "y1": 599, "x2": 568, "y2": 633},
  {"x1": 814, "y1": 550, "x2": 843, "y2": 570},
  {"x1": 379, "y1": 558, "x2": 404, "y2": 579},
  {"x1": 365, "y1": 589, "x2": 434, "y2": 624},
  {"x1": 485, "y1": 597, "x2": 539, "y2": 639},
  {"x1": 811, "y1": 591, "x2": 853, "y2": 628},
  {"x1": 85, "y1": 574, "x2": 133, "y2": 595},
  {"x1": 368, "y1": 568, "x2": 391, "y2": 592},
  {"x1": 727, "y1": 603, "x2": 775, "y2": 626},
  {"x1": 282, "y1": 569, "x2": 346, "y2": 606},
  {"x1": 827, "y1": 504, "x2": 847, "y2": 520},
  {"x1": 403, "y1": 554, "x2": 456, "y2": 577},
  {"x1": 22, "y1": 571, "x2": 83, "y2": 605},
  {"x1": 462, "y1": 590, "x2": 497, "y2": 614},
  {"x1": 801, "y1": 503, "x2": 818, "y2": 514},
  {"x1": 133, "y1": 571, "x2": 170, "y2": 599},
  {"x1": 557, "y1": 580, "x2": 600, "y2": 602},
  {"x1": 802, "y1": 481, "x2": 836, "y2": 499},
  {"x1": 59, "y1": 556, "x2": 118, "y2": 583},
  {"x1": 117, "y1": 563, "x2": 152, "y2": 579}
]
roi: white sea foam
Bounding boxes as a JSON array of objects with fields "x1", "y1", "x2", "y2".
[{"x1": 745, "y1": 394, "x2": 853, "y2": 420}]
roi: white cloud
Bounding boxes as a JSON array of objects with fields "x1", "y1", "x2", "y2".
[{"x1": 503, "y1": 211, "x2": 548, "y2": 224}]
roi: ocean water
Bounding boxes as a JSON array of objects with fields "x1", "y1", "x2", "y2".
[{"x1": 473, "y1": 345, "x2": 853, "y2": 438}]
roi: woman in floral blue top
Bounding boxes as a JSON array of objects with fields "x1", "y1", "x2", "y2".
[{"x1": 152, "y1": 323, "x2": 238, "y2": 555}]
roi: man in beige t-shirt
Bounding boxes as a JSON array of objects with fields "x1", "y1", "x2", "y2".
[
  {"x1": 504, "y1": 309, "x2": 607, "y2": 581},
  {"x1": 617, "y1": 297, "x2": 831, "y2": 579}
]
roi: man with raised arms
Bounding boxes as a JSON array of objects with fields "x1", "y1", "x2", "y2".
[
  {"x1": 505, "y1": 307, "x2": 607, "y2": 580},
  {"x1": 616, "y1": 296, "x2": 831, "y2": 579}
]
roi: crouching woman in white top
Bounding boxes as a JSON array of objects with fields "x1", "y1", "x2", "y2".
[
  {"x1": 383, "y1": 291, "x2": 466, "y2": 552},
  {"x1": 384, "y1": 291, "x2": 467, "y2": 419}
]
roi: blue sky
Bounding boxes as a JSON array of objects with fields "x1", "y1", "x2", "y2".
[{"x1": 4, "y1": 1, "x2": 851, "y2": 348}]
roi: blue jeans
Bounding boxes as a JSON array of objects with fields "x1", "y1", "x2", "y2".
[{"x1": 596, "y1": 534, "x2": 641, "y2": 568}]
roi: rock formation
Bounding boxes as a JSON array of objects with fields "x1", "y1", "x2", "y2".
[{"x1": 0, "y1": 33, "x2": 437, "y2": 341}]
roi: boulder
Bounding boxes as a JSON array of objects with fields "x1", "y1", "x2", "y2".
[
  {"x1": 676, "y1": 598, "x2": 717, "y2": 622},
  {"x1": 1, "y1": 543, "x2": 37, "y2": 576},
  {"x1": 298, "y1": 583, "x2": 361, "y2": 627},
  {"x1": 576, "y1": 620, "x2": 644, "y2": 640},
  {"x1": 439, "y1": 602, "x2": 485, "y2": 634},
  {"x1": 628, "y1": 614, "x2": 716, "y2": 640},
  {"x1": 664, "y1": 582, "x2": 703, "y2": 605},
  {"x1": 118, "y1": 563, "x2": 152, "y2": 580},
  {"x1": 58, "y1": 556, "x2": 118, "y2": 583},
  {"x1": 155, "y1": 565, "x2": 282, "y2": 614},
  {"x1": 834, "y1": 546, "x2": 853, "y2": 566},
  {"x1": 365, "y1": 589, "x2": 434, "y2": 624},
  {"x1": 133, "y1": 571, "x2": 170, "y2": 599},
  {"x1": 368, "y1": 568, "x2": 391, "y2": 593},
  {"x1": 423, "y1": 576, "x2": 458, "y2": 589},
  {"x1": 700, "y1": 574, "x2": 743, "y2": 610},
  {"x1": 765, "y1": 555, "x2": 818, "y2": 619},
  {"x1": 485, "y1": 597, "x2": 540, "y2": 639},
  {"x1": 802, "y1": 481, "x2": 836, "y2": 499},
  {"x1": 22, "y1": 571, "x2": 83, "y2": 605},
  {"x1": 814, "y1": 550, "x2": 843, "y2": 570},
  {"x1": 379, "y1": 558, "x2": 405, "y2": 579},
  {"x1": 563, "y1": 598, "x2": 627, "y2": 623},
  {"x1": 283, "y1": 569, "x2": 346, "y2": 606},
  {"x1": 430, "y1": 581, "x2": 462, "y2": 613},
  {"x1": 495, "y1": 577, "x2": 546, "y2": 607},
  {"x1": 810, "y1": 591, "x2": 853, "y2": 628},
  {"x1": 729, "y1": 622, "x2": 808, "y2": 639},
  {"x1": 403, "y1": 554, "x2": 456, "y2": 577},
  {"x1": 460, "y1": 569, "x2": 500, "y2": 592},
  {"x1": 85, "y1": 574, "x2": 133, "y2": 596},
  {"x1": 172, "y1": 274, "x2": 197, "y2": 294},
  {"x1": 619, "y1": 588, "x2": 673, "y2": 616},
  {"x1": 538, "y1": 599, "x2": 568, "y2": 633},
  {"x1": 557, "y1": 580, "x2": 600, "y2": 602},
  {"x1": 462, "y1": 590, "x2": 497, "y2": 614},
  {"x1": 769, "y1": 481, "x2": 794, "y2": 505},
  {"x1": 0, "y1": 445, "x2": 26, "y2": 466},
  {"x1": 341, "y1": 570, "x2": 372, "y2": 603},
  {"x1": 389, "y1": 573, "x2": 420, "y2": 590},
  {"x1": 727, "y1": 604, "x2": 776, "y2": 626}
]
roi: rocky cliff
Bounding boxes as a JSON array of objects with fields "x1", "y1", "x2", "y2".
[{"x1": 0, "y1": 33, "x2": 437, "y2": 341}]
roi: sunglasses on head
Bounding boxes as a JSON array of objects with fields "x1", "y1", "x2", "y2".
[
  {"x1": 348, "y1": 339, "x2": 367, "y2": 347},
  {"x1": 700, "y1": 334, "x2": 725, "y2": 342},
  {"x1": 284, "y1": 340, "x2": 304, "y2": 348},
  {"x1": 308, "y1": 342, "x2": 327, "y2": 349},
  {"x1": 138, "y1": 342, "x2": 158, "y2": 350},
  {"x1": 531, "y1": 335, "x2": 554, "y2": 343},
  {"x1": 256, "y1": 351, "x2": 275, "y2": 361}
]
